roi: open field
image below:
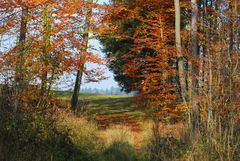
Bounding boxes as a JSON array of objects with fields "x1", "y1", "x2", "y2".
[
  {"x1": 54, "y1": 91, "x2": 185, "y2": 150},
  {"x1": 55, "y1": 92, "x2": 146, "y2": 128}
]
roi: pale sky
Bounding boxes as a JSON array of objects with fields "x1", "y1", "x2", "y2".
[
  {"x1": 82, "y1": 0, "x2": 119, "y2": 89},
  {"x1": 98, "y1": 0, "x2": 109, "y2": 4},
  {"x1": 82, "y1": 39, "x2": 119, "y2": 89}
]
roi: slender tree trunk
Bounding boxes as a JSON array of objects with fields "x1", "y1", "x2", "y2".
[
  {"x1": 187, "y1": 62, "x2": 193, "y2": 127},
  {"x1": 202, "y1": 0, "x2": 213, "y2": 131},
  {"x1": 71, "y1": 0, "x2": 93, "y2": 112},
  {"x1": 191, "y1": 0, "x2": 200, "y2": 132},
  {"x1": 47, "y1": 69, "x2": 55, "y2": 97},
  {"x1": 174, "y1": 0, "x2": 190, "y2": 126},
  {"x1": 14, "y1": 6, "x2": 28, "y2": 115},
  {"x1": 207, "y1": 48, "x2": 213, "y2": 130},
  {"x1": 40, "y1": 3, "x2": 52, "y2": 107},
  {"x1": 174, "y1": 0, "x2": 187, "y2": 105},
  {"x1": 159, "y1": 15, "x2": 164, "y2": 39},
  {"x1": 228, "y1": 1, "x2": 235, "y2": 142},
  {"x1": 198, "y1": 11, "x2": 204, "y2": 96}
]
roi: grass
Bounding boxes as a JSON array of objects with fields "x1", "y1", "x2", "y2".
[
  {"x1": 53, "y1": 90, "x2": 185, "y2": 135},
  {"x1": 53, "y1": 91, "x2": 186, "y2": 153},
  {"x1": 54, "y1": 91, "x2": 146, "y2": 120}
]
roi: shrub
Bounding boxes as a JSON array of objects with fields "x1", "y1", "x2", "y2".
[
  {"x1": 103, "y1": 142, "x2": 141, "y2": 161},
  {"x1": 0, "y1": 103, "x2": 100, "y2": 161},
  {"x1": 144, "y1": 120, "x2": 186, "y2": 161}
]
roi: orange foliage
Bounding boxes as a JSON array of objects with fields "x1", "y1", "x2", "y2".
[
  {"x1": 0, "y1": 0, "x2": 106, "y2": 86},
  {"x1": 102, "y1": 0, "x2": 177, "y2": 107}
]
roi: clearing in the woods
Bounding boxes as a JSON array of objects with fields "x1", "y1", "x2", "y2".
[
  {"x1": 55, "y1": 91, "x2": 184, "y2": 149},
  {"x1": 55, "y1": 92, "x2": 145, "y2": 129}
]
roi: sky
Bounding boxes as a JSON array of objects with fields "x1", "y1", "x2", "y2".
[
  {"x1": 98, "y1": 0, "x2": 109, "y2": 4},
  {"x1": 81, "y1": 39, "x2": 119, "y2": 89},
  {"x1": 81, "y1": 0, "x2": 119, "y2": 89}
]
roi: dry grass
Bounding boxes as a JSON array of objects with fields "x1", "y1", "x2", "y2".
[
  {"x1": 99, "y1": 125, "x2": 135, "y2": 146},
  {"x1": 55, "y1": 109, "x2": 103, "y2": 152},
  {"x1": 98, "y1": 120, "x2": 186, "y2": 151}
]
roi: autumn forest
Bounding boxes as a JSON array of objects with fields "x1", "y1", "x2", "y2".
[{"x1": 0, "y1": 0, "x2": 239, "y2": 160}]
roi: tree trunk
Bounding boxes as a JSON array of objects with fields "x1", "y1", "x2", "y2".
[
  {"x1": 40, "y1": 3, "x2": 52, "y2": 107},
  {"x1": 13, "y1": 6, "x2": 28, "y2": 115},
  {"x1": 71, "y1": 0, "x2": 93, "y2": 112},
  {"x1": 228, "y1": 0, "x2": 235, "y2": 142},
  {"x1": 202, "y1": 0, "x2": 213, "y2": 131},
  {"x1": 191, "y1": 0, "x2": 199, "y2": 132},
  {"x1": 174, "y1": 0, "x2": 187, "y2": 106}
]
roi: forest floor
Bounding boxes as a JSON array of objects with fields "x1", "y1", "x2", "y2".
[{"x1": 55, "y1": 91, "x2": 185, "y2": 150}]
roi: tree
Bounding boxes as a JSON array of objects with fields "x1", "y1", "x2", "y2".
[
  {"x1": 0, "y1": 0, "x2": 106, "y2": 109},
  {"x1": 39, "y1": 2, "x2": 53, "y2": 107},
  {"x1": 101, "y1": 0, "x2": 177, "y2": 107},
  {"x1": 174, "y1": 0, "x2": 187, "y2": 105},
  {"x1": 13, "y1": 5, "x2": 29, "y2": 116},
  {"x1": 71, "y1": 0, "x2": 93, "y2": 112},
  {"x1": 190, "y1": 0, "x2": 200, "y2": 132}
]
